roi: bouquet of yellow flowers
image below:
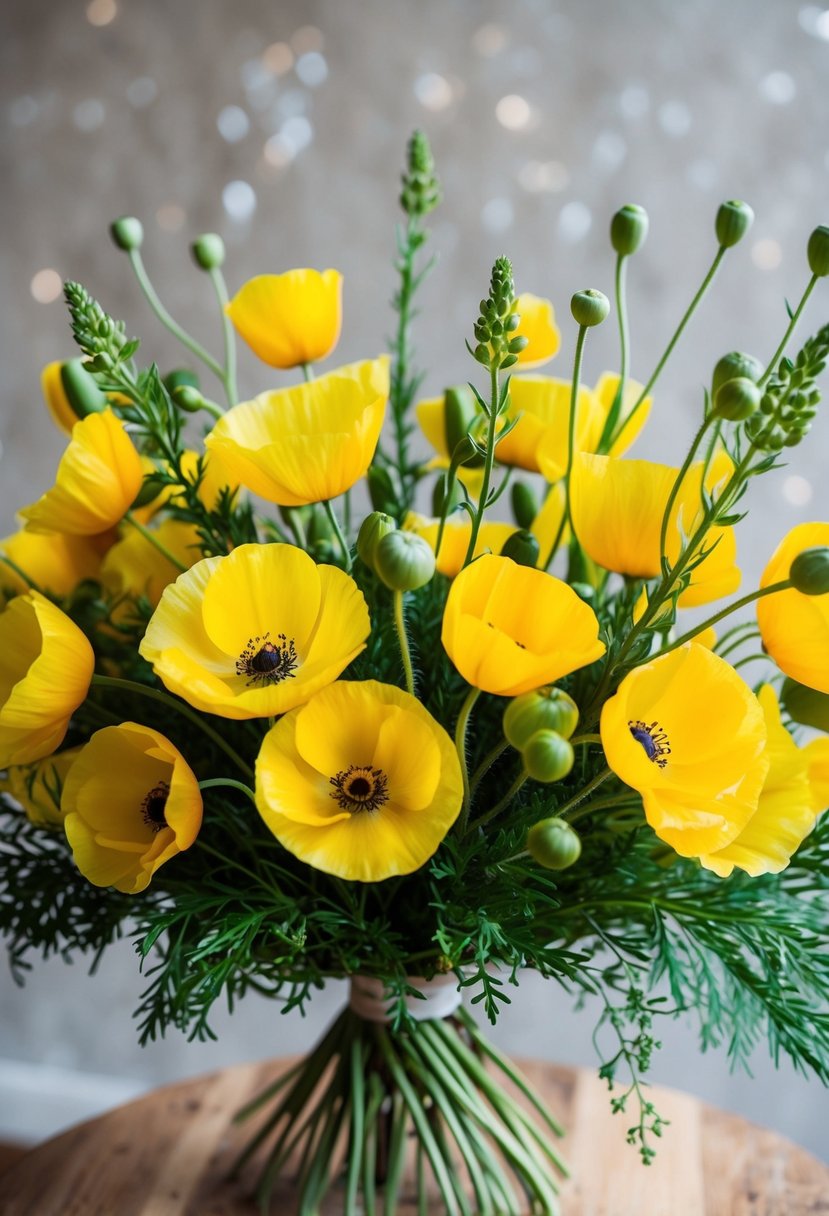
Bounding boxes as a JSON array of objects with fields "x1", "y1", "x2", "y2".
[{"x1": 2, "y1": 132, "x2": 829, "y2": 1214}]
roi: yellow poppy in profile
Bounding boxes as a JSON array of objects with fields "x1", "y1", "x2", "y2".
[
  {"x1": 255, "y1": 680, "x2": 463, "y2": 882},
  {"x1": 582, "y1": 373, "x2": 652, "y2": 457},
  {"x1": 140, "y1": 543, "x2": 370, "y2": 719},
  {"x1": 403, "y1": 512, "x2": 517, "y2": 578},
  {"x1": 442, "y1": 554, "x2": 605, "y2": 696},
  {"x1": 0, "y1": 747, "x2": 81, "y2": 827},
  {"x1": 0, "y1": 592, "x2": 94, "y2": 767},
  {"x1": 20, "y1": 408, "x2": 144, "y2": 536},
  {"x1": 600, "y1": 644, "x2": 768, "y2": 857},
  {"x1": 100, "y1": 518, "x2": 202, "y2": 609},
  {"x1": 41, "y1": 359, "x2": 106, "y2": 435},
  {"x1": 757, "y1": 522, "x2": 829, "y2": 694},
  {"x1": 62, "y1": 723, "x2": 203, "y2": 893},
  {"x1": 0, "y1": 530, "x2": 101, "y2": 599},
  {"x1": 701, "y1": 685, "x2": 829, "y2": 877},
  {"x1": 41, "y1": 361, "x2": 79, "y2": 434},
  {"x1": 205, "y1": 358, "x2": 388, "y2": 507},
  {"x1": 497, "y1": 378, "x2": 594, "y2": 478},
  {"x1": 226, "y1": 269, "x2": 343, "y2": 369},
  {"x1": 511, "y1": 294, "x2": 561, "y2": 371}
]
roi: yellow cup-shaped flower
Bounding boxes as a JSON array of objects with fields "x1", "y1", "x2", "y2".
[
  {"x1": 140, "y1": 543, "x2": 370, "y2": 719},
  {"x1": 601, "y1": 643, "x2": 768, "y2": 857},
  {"x1": 582, "y1": 373, "x2": 652, "y2": 457},
  {"x1": 0, "y1": 592, "x2": 94, "y2": 767},
  {"x1": 442, "y1": 554, "x2": 605, "y2": 696},
  {"x1": 1, "y1": 747, "x2": 81, "y2": 827},
  {"x1": 757, "y1": 522, "x2": 829, "y2": 694},
  {"x1": 1, "y1": 530, "x2": 101, "y2": 599},
  {"x1": 256, "y1": 680, "x2": 463, "y2": 882},
  {"x1": 100, "y1": 518, "x2": 202, "y2": 609},
  {"x1": 403, "y1": 513, "x2": 517, "y2": 578},
  {"x1": 414, "y1": 395, "x2": 486, "y2": 501},
  {"x1": 226, "y1": 269, "x2": 343, "y2": 369},
  {"x1": 205, "y1": 358, "x2": 389, "y2": 507},
  {"x1": 62, "y1": 723, "x2": 203, "y2": 893},
  {"x1": 700, "y1": 685, "x2": 829, "y2": 877},
  {"x1": 498, "y1": 378, "x2": 594, "y2": 477},
  {"x1": 20, "y1": 408, "x2": 144, "y2": 536},
  {"x1": 511, "y1": 294, "x2": 561, "y2": 371}
]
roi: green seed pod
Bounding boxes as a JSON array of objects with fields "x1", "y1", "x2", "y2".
[
  {"x1": 715, "y1": 200, "x2": 754, "y2": 248},
  {"x1": 367, "y1": 465, "x2": 398, "y2": 515},
  {"x1": 712, "y1": 376, "x2": 762, "y2": 421},
  {"x1": 356, "y1": 511, "x2": 397, "y2": 570},
  {"x1": 807, "y1": 225, "x2": 829, "y2": 277},
  {"x1": 610, "y1": 204, "x2": 649, "y2": 256},
  {"x1": 59, "y1": 358, "x2": 106, "y2": 419},
  {"x1": 191, "y1": 233, "x2": 226, "y2": 271},
  {"x1": 526, "y1": 817, "x2": 582, "y2": 870},
  {"x1": 522, "y1": 730, "x2": 575, "y2": 783},
  {"x1": 789, "y1": 547, "x2": 829, "y2": 596},
  {"x1": 511, "y1": 481, "x2": 538, "y2": 529},
  {"x1": 500, "y1": 529, "x2": 540, "y2": 568},
  {"x1": 374, "y1": 530, "x2": 435, "y2": 591},
  {"x1": 163, "y1": 368, "x2": 200, "y2": 395},
  {"x1": 503, "y1": 687, "x2": 580, "y2": 749},
  {"x1": 444, "y1": 386, "x2": 485, "y2": 468},
  {"x1": 171, "y1": 385, "x2": 209, "y2": 414},
  {"x1": 570, "y1": 289, "x2": 610, "y2": 328},
  {"x1": 781, "y1": 677, "x2": 829, "y2": 733},
  {"x1": 711, "y1": 351, "x2": 764, "y2": 396},
  {"x1": 110, "y1": 215, "x2": 144, "y2": 252}
]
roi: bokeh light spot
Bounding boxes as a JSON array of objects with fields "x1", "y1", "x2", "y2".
[
  {"x1": 222, "y1": 180, "x2": 257, "y2": 223},
  {"x1": 414, "y1": 73, "x2": 453, "y2": 111},
  {"x1": 217, "y1": 105, "x2": 250, "y2": 143},
  {"x1": 751, "y1": 238, "x2": 783, "y2": 269},
  {"x1": 30, "y1": 269, "x2": 63, "y2": 304},
  {"x1": 496, "y1": 94, "x2": 532, "y2": 131},
  {"x1": 86, "y1": 0, "x2": 117, "y2": 26},
  {"x1": 782, "y1": 474, "x2": 813, "y2": 506}
]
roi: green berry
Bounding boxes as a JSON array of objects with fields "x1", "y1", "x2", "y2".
[
  {"x1": 570, "y1": 289, "x2": 609, "y2": 328},
  {"x1": 526, "y1": 817, "x2": 582, "y2": 870},
  {"x1": 522, "y1": 730, "x2": 575, "y2": 783}
]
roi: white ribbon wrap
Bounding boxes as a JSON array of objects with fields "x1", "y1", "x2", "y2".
[{"x1": 349, "y1": 973, "x2": 462, "y2": 1023}]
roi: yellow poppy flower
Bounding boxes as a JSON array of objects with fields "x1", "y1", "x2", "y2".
[
  {"x1": 600, "y1": 643, "x2": 768, "y2": 857},
  {"x1": 204, "y1": 358, "x2": 388, "y2": 507},
  {"x1": 20, "y1": 408, "x2": 144, "y2": 536},
  {"x1": 414, "y1": 394, "x2": 485, "y2": 500},
  {"x1": 0, "y1": 592, "x2": 94, "y2": 767},
  {"x1": 498, "y1": 378, "x2": 594, "y2": 478},
  {"x1": 226, "y1": 269, "x2": 343, "y2": 369},
  {"x1": 582, "y1": 373, "x2": 652, "y2": 457},
  {"x1": 140, "y1": 543, "x2": 370, "y2": 719},
  {"x1": 62, "y1": 723, "x2": 203, "y2": 893},
  {"x1": 511, "y1": 294, "x2": 561, "y2": 371},
  {"x1": 100, "y1": 518, "x2": 202, "y2": 609},
  {"x1": 1, "y1": 530, "x2": 101, "y2": 599},
  {"x1": 700, "y1": 685, "x2": 829, "y2": 877},
  {"x1": 255, "y1": 680, "x2": 463, "y2": 882},
  {"x1": 757, "y1": 523, "x2": 829, "y2": 694},
  {"x1": 0, "y1": 747, "x2": 81, "y2": 827},
  {"x1": 442, "y1": 554, "x2": 605, "y2": 696},
  {"x1": 40, "y1": 359, "x2": 107, "y2": 435},
  {"x1": 403, "y1": 512, "x2": 517, "y2": 578},
  {"x1": 41, "y1": 361, "x2": 79, "y2": 434}
]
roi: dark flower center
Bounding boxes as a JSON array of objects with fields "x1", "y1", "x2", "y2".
[
  {"x1": 236, "y1": 632, "x2": 298, "y2": 687},
  {"x1": 628, "y1": 719, "x2": 671, "y2": 768},
  {"x1": 141, "y1": 781, "x2": 170, "y2": 832},
  {"x1": 330, "y1": 765, "x2": 390, "y2": 813}
]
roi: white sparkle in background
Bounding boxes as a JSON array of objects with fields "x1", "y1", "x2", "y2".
[
  {"x1": 156, "y1": 203, "x2": 185, "y2": 232},
  {"x1": 86, "y1": 0, "x2": 117, "y2": 26},
  {"x1": 798, "y1": 6, "x2": 829, "y2": 39},
  {"x1": 658, "y1": 100, "x2": 692, "y2": 137},
  {"x1": 760, "y1": 71, "x2": 796, "y2": 104},
  {"x1": 495, "y1": 94, "x2": 533, "y2": 131},
  {"x1": 481, "y1": 198, "x2": 514, "y2": 233},
  {"x1": 291, "y1": 26, "x2": 323, "y2": 54},
  {"x1": 263, "y1": 134, "x2": 295, "y2": 168},
  {"x1": 281, "y1": 115, "x2": 314, "y2": 153},
  {"x1": 782, "y1": 474, "x2": 814, "y2": 506},
  {"x1": 9, "y1": 96, "x2": 39, "y2": 127},
  {"x1": 414, "y1": 73, "x2": 453, "y2": 111},
  {"x1": 126, "y1": 76, "x2": 157, "y2": 108},
  {"x1": 30, "y1": 269, "x2": 63, "y2": 303},
  {"x1": 751, "y1": 238, "x2": 783, "y2": 269},
  {"x1": 263, "y1": 42, "x2": 294, "y2": 74},
  {"x1": 73, "y1": 99, "x2": 105, "y2": 132},
  {"x1": 217, "y1": 105, "x2": 250, "y2": 143},
  {"x1": 618, "y1": 84, "x2": 650, "y2": 120},
  {"x1": 295, "y1": 52, "x2": 328, "y2": 88},
  {"x1": 592, "y1": 130, "x2": 627, "y2": 171},
  {"x1": 473, "y1": 24, "x2": 507, "y2": 56},
  {"x1": 276, "y1": 90, "x2": 308, "y2": 120},
  {"x1": 222, "y1": 180, "x2": 257, "y2": 223},
  {"x1": 558, "y1": 201, "x2": 592, "y2": 243},
  {"x1": 518, "y1": 160, "x2": 570, "y2": 193}
]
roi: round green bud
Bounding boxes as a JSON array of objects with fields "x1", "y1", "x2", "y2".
[
  {"x1": 356, "y1": 511, "x2": 397, "y2": 570},
  {"x1": 781, "y1": 677, "x2": 829, "y2": 733},
  {"x1": 712, "y1": 376, "x2": 762, "y2": 421},
  {"x1": 500, "y1": 529, "x2": 540, "y2": 568},
  {"x1": 503, "y1": 687, "x2": 580, "y2": 749},
  {"x1": 163, "y1": 368, "x2": 200, "y2": 395},
  {"x1": 171, "y1": 385, "x2": 208, "y2": 413},
  {"x1": 374, "y1": 530, "x2": 435, "y2": 591},
  {"x1": 789, "y1": 547, "x2": 829, "y2": 596},
  {"x1": 711, "y1": 351, "x2": 764, "y2": 396},
  {"x1": 526, "y1": 817, "x2": 582, "y2": 870},
  {"x1": 60, "y1": 358, "x2": 106, "y2": 419},
  {"x1": 511, "y1": 481, "x2": 538, "y2": 529},
  {"x1": 807, "y1": 225, "x2": 829, "y2": 277},
  {"x1": 570, "y1": 289, "x2": 610, "y2": 328},
  {"x1": 367, "y1": 465, "x2": 398, "y2": 515},
  {"x1": 191, "y1": 233, "x2": 226, "y2": 271},
  {"x1": 715, "y1": 200, "x2": 754, "y2": 248},
  {"x1": 110, "y1": 216, "x2": 144, "y2": 252},
  {"x1": 610, "y1": 204, "x2": 649, "y2": 256},
  {"x1": 522, "y1": 730, "x2": 575, "y2": 783}
]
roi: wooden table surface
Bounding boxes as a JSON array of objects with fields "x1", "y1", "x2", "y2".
[{"x1": 1, "y1": 1057, "x2": 827, "y2": 1215}]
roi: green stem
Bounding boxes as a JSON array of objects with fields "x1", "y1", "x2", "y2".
[
  {"x1": 758, "y1": 274, "x2": 818, "y2": 388},
  {"x1": 127, "y1": 249, "x2": 225, "y2": 383},
  {"x1": 455, "y1": 687, "x2": 482, "y2": 833},
  {"x1": 196, "y1": 838, "x2": 270, "y2": 892},
  {"x1": 390, "y1": 217, "x2": 425, "y2": 514},
  {"x1": 570, "y1": 732, "x2": 602, "y2": 747},
  {"x1": 462, "y1": 363, "x2": 500, "y2": 569},
  {"x1": 197, "y1": 776, "x2": 256, "y2": 804},
  {"x1": 649, "y1": 578, "x2": 791, "y2": 659},
  {"x1": 567, "y1": 797, "x2": 641, "y2": 825},
  {"x1": 301, "y1": 362, "x2": 314, "y2": 382},
  {"x1": 596, "y1": 254, "x2": 630, "y2": 451},
  {"x1": 658, "y1": 417, "x2": 712, "y2": 563},
  {"x1": 323, "y1": 499, "x2": 352, "y2": 571},
  {"x1": 393, "y1": 590, "x2": 415, "y2": 696},
  {"x1": 124, "y1": 511, "x2": 187, "y2": 572},
  {"x1": 208, "y1": 267, "x2": 238, "y2": 406},
  {"x1": 469, "y1": 740, "x2": 509, "y2": 797},
  {"x1": 563, "y1": 324, "x2": 588, "y2": 549},
  {"x1": 90, "y1": 674, "x2": 254, "y2": 779},
  {"x1": 557, "y1": 766, "x2": 612, "y2": 819},
  {"x1": 0, "y1": 553, "x2": 43, "y2": 594},
  {"x1": 467, "y1": 770, "x2": 527, "y2": 834}
]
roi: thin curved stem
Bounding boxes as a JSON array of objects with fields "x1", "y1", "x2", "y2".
[
  {"x1": 124, "y1": 511, "x2": 187, "y2": 572},
  {"x1": 208, "y1": 267, "x2": 238, "y2": 406},
  {"x1": 469, "y1": 740, "x2": 509, "y2": 797},
  {"x1": 197, "y1": 776, "x2": 256, "y2": 804},
  {"x1": 648, "y1": 578, "x2": 791, "y2": 660},
  {"x1": 462, "y1": 364, "x2": 500, "y2": 569},
  {"x1": 468, "y1": 769, "x2": 527, "y2": 834},
  {"x1": 127, "y1": 249, "x2": 225, "y2": 382},
  {"x1": 658, "y1": 417, "x2": 712, "y2": 563},
  {"x1": 393, "y1": 590, "x2": 415, "y2": 696},
  {"x1": 455, "y1": 687, "x2": 482, "y2": 832},
  {"x1": 557, "y1": 766, "x2": 613, "y2": 820},
  {"x1": 0, "y1": 553, "x2": 43, "y2": 594},
  {"x1": 758, "y1": 274, "x2": 818, "y2": 388},
  {"x1": 324, "y1": 499, "x2": 352, "y2": 571},
  {"x1": 563, "y1": 324, "x2": 588, "y2": 550}
]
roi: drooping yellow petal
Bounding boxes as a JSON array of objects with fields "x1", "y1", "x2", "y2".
[
  {"x1": 0, "y1": 530, "x2": 101, "y2": 599},
  {"x1": 757, "y1": 522, "x2": 829, "y2": 694},
  {"x1": 226, "y1": 269, "x2": 343, "y2": 369},
  {"x1": 512, "y1": 294, "x2": 561, "y2": 371}
]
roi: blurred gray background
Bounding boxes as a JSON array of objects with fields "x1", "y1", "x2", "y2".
[{"x1": 2, "y1": 0, "x2": 829, "y2": 1162}]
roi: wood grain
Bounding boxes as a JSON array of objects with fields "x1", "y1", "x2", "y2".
[{"x1": 1, "y1": 1058, "x2": 826, "y2": 1215}]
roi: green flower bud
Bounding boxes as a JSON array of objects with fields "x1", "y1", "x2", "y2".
[
  {"x1": 711, "y1": 351, "x2": 764, "y2": 396},
  {"x1": 163, "y1": 368, "x2": 200, "y2": 395},
  {"x1": 500, "y1": 529, "x2": 540, "y2": 568},
  {"x1": 367, "y1": 465, "x2": 398, "y2": 515},
  {"x1": 781, "y1": 677, "x2": 829, "y2": 733},
  {"x1": 110, "y1": 216, "x2": 144, "y2": 252},
  {"x1": 374, "y1": 530, "x2": 435, "y2": 591},
  {"x1": 191, "y1": 233, "x2": 226, "y2": 271},
  {"x1": 172, "y1": 385, "x2": 209, "y2": 413},
  {"x1": 789, "y1": 547, "x2": 829, "y2": 595},
  {"x1": 60, "y1": 358, "x2": 106, "y2": 419},
  {"x1": 715, "y1": 200, "x2": 754, "y2": 248},
  {"x1": 356, "y1": 511, "x2": 397, "y2": 570},
  {"x1": 511, "y1": 480, "x2": 538, "y2": 529},
  {"x1": 400, "y1": 129, "x2": 441, "y2": 218},
  {"x1": 807, "y1": 225, "x2": 829, "y2": 277},
  {"x1": 522, "y1": 730, "x2": 575, "y2": 783},
  {"x1": 570, "y1": 289, "x2": 610, "y2": 328},
  {"x1": 444, "y1": 386, "x2": 485, "y2": 468},
  {"x1": 503, "y1": 687, "x2": 580, "y2": 749},
  {"x1": 526, "y1": 817, "x2": 582, "y2": 870},
  {"x1": 712, "y1": 376, "x2": 762, "y2": 421},
  {"x1": 610, "y1": 204, "x2": 649, "y2": 256}
]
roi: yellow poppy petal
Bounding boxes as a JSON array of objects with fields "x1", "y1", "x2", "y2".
[
  {"x1": 757, "y1": 522, "x2": 829, "y2": 694},
  {"x1": 1, "y1": 530, "x2": 101, "y2": 599},
  {"x1": 226, "y1": 269, "x2": 343, "y2": 369},
  {"x1": 512, "y1": 294, "x2": 561, "y2": 371}
]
